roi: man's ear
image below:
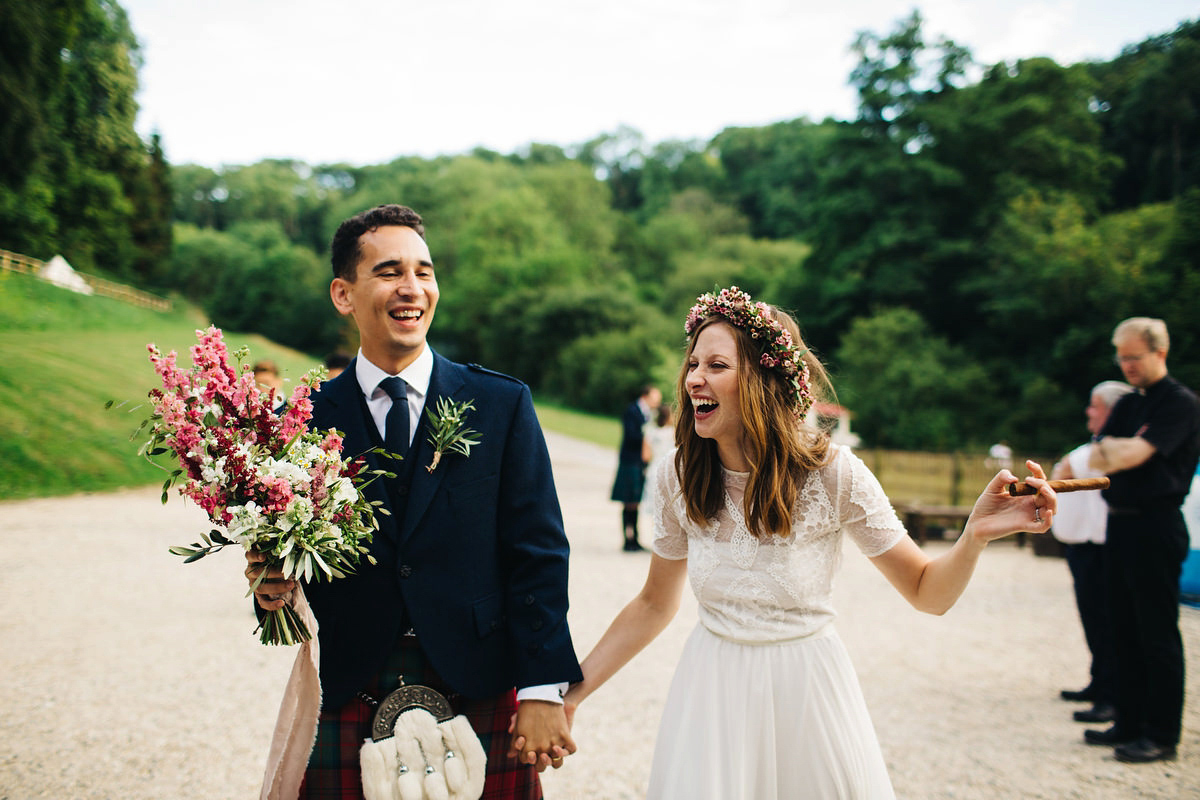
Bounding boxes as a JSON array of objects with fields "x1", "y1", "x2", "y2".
[{"x1": 330, "y1": 278, "x2": 353, "y2": 315}]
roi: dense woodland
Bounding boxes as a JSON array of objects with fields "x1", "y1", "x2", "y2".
[{"x1": 3, "y1": 1, "x2": 1199, "y2": 455}]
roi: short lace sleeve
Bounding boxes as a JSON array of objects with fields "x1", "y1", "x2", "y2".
[
  {"x1": 651, "y1": 453, "x2": 689, "y2": 560},
  {"x1": 827, "y1": 446, "x2": 906, "y2": 557}
]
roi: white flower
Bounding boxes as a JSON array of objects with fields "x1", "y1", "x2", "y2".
[
  {"x1": 315, "y1": 519, "x2": 342, "y2": 543},
  {"x1": 329, "y1": 476, "x2": 357, "y2": 507},
  {"x1": 277, "y1": 497, "x2": 314, "y2": 532},
  {"x1": 265, "y1": 457, "x2": 309, "y2": 486},
  {"x1": 227, "y1": 502, "x2": 265, "y2": 540},
  {"x1": 200, "y1": 456, "x2": 227, "y2": 484},
  {"x1": 294, "y1": 442, "x2": 323, "y2": 467}
]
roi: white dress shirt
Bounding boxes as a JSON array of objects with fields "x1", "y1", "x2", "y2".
[
  {"x1": 1052, "y1": 443, "x2": 1108, "y2": 545},
  {"x1": 354, "y1": 346, "x2": 433, "y2": 445}
]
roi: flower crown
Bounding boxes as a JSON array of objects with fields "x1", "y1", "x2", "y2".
[{"x1": 685, "y1": 286, "x2": 814, "y2": 418}]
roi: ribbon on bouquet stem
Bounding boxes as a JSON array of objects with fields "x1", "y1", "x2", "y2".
[{"x1": 260, "y1": 585, "x2": 321, "y2": 800}]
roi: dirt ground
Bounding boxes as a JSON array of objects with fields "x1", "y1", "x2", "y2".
[{"x1": 2, "y1": 431, "x2": 1197, "y2": 799}]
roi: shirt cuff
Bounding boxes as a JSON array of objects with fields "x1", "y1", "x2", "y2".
[{"x1": 516, "y1": 683, "x2": 568, "y2": 704}]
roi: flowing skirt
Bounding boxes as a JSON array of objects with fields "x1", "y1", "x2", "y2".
[{"x1": 647, "y1": 624, "x2": 894, "y2": 800}]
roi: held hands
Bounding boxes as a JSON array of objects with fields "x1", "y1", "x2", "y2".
[
  {"x1": 244, "y1": 549, "x2": 295, "y2": 611},
  {"x1": 966, "y1": 459, "x2": 1057, "y2": 544},
  {"x1": 507, "y1": 699, "x2": 577, "y2": 772}
]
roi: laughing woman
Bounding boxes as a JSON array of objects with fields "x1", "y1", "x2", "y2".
[{"x1": 561, "y1": 287, "x2": 1057, "y2": 799}]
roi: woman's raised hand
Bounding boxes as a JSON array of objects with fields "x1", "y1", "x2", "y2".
[{"x1": 965, "y1": 459, "x2": 1057, "y2": 544}]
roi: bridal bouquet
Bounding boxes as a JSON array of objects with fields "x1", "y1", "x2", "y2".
[{"x1": 137, "y1": 326, "x2": 383, "y2": 645}]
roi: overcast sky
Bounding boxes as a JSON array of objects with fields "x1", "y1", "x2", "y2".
[{"x1": 119, "y1": 0, "x2": 1197, "y2": 168}]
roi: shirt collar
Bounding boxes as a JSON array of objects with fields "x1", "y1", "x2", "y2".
[{"x1": 354, "y1": 346, "x2": 434, "y2": 401}]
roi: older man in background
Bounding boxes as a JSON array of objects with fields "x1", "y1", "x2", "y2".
[{"x1": 1085, "y1": 317, "x2": 1200, "y2": 764}]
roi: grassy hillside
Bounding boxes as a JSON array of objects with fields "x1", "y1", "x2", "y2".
[
  {"x1": 1, "y1": 272, "x2": 334, "y2": 499},
  {"x1": 0, "y1": 270, "x2": 620, "y2": 500}
]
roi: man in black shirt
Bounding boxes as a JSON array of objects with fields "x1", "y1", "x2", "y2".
[{"x1": 1085, "y1": 317, "x2": 1200, "y2": 763}]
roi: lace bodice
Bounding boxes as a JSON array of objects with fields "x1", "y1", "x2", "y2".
[{"x1": 652, "y1": 445, "x2": 906, "y2": 643}]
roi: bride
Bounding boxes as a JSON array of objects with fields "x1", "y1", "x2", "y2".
[{"x1": 552, "y1": 287, "x2": 1057, "y2": 798}]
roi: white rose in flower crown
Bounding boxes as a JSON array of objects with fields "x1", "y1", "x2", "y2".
[{"x1": 278, "y1": 497, "x2": 314, "y2": 532}]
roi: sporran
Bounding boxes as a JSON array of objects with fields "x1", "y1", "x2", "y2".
[{"x1": 359, "y1": 680, "x2": 486, "y2": 800}]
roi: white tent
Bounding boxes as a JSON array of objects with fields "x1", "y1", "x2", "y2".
[{"x1": 37, "y1": 255, "x2": 94, "y2": 295}]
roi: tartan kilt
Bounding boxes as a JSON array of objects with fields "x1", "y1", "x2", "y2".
[
  {"x1": 298, "y1": 635, "x2": 542, "y2": 800},
  {"x1": 609, "y1": 462, "x2": 646, "y2": 503}
]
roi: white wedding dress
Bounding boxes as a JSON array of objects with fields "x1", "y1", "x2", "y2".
[{"x1": 648, "y1": 444, "x2": 906, "y2": 799}]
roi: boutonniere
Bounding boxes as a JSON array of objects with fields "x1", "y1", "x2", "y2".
[{"x1": 425, "y1": 397, "x2": 482, "y2": 472}]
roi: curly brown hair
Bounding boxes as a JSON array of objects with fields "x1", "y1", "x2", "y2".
[{"x1": 330, "y1": 204, "x2": 426, "y2": 280}]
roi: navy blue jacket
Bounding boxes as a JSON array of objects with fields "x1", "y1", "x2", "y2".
[
  {"x1": 617, "y1": 400, "x2": 648, "y2": 465},
  {"x1": 304, "y1": 353, "x2": 581, "y2": 709}
]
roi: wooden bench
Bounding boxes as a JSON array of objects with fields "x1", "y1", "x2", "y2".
[{"x1": 894, "y1": 503, "x2": 1027, "y2": 547}]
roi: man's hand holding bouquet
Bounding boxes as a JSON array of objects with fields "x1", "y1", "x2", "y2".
[{"x1": 134, "y1": 326, "x2": 387, "y2": 645}]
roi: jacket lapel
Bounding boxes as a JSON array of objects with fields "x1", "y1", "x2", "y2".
[{"x1": 399, "y1": 353, "x2": 467, "y2": 545}]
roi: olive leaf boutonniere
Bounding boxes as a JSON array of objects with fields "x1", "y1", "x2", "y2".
[{"x1": 425, "y1": 397, "x2": 482, "y2": 472}]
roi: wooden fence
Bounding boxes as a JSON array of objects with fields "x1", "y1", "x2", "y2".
[
  {"x1": 0, "y1": 249, "x2": 42, "y2": 276},
  {"x1": 0, "y1": 248, "x2": 170, "y2": 312},
  {"x1": 862, "y1": 448, "x2": 1057, "y2": 507}
]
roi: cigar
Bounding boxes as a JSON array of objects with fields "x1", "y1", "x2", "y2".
[{"x1": 1006, "y1": 477, "x2": 1110, "y2": 496}]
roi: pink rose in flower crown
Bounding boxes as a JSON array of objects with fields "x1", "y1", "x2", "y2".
[{"x1": 137, "y1": 326, "x2": 384, "y2": 645}]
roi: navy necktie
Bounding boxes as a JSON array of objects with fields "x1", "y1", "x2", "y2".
[{"x1": 378, "y1": 376, "x2": 410, "y2": 458}]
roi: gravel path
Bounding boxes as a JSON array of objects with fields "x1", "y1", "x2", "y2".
[{"x1": 2, "y1": 431, "x2": 1197, "y2": 799}]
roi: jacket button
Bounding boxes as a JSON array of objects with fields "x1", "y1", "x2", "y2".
[
  {"x1": 490, "y1": 620, "x2": 499, "y2": 631},
  {"x1": 524, "y1": 595, "x2": 535, "y2": 606},
  {"x1": 399, "y1": 565, "x2": 413, "y2": 578},
  {"x1": 395, "y1": 485, "x2": 409, "y2": 497},
  {"x1": 527, "y1": 644, "x2": 540, "y2": 656},
  {"x1": 531, "y1": 619, "x2": 544, "y2": 631}
]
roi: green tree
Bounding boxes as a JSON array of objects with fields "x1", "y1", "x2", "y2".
[
  {"x1": 713, "y1": 118, "x2": 839, "y2": 239},
  {"x1": 546, "y1": 325, "x2": 675, "y2": 415},
  {"x1": 574, "y1": 125, "x2": 648, "y2": 212},
  {"x1": 1090, "y1": 20, "x2": 1200, "y2": 208},
  {"x1": 0, "y1": 0, "x2": 170, "y2": 281},
  {"x1": 919, "y1": 57, "x2": 1118, "y2": 225},
  {"x1": 1145, "y1": 188, "x2": 1200, "y2": 391},
  {"x1": 127, "y1": 131, "x2": 173, "y2": 284},
  {"x1": 833, "y1": 308, "x2": 991, "y2": 450},
  {"x1": 0, "y1": 0, "x2": 85, "y2": 255},
  {"x1": 850, "y1": 9, "x2": 971, "y2": 143},
  {"x1": 169, "y1": 222, "x2": 257, "y2": 301},
  {"x1": 787, "y1": 124, "x2": 965, "y2": 350},
  {"x1": 634, "y1": 139, "x2": 726, "y2": 221},
  {"x1": 172, "y1": 163, "x2": 228, "y2": 230},
  {"x1": 482, "y1": 283, "x2": 659, "y2": 391},
  {"x1": 48, "y1": 0, "x2": 148, "y2": 277},
  {"x1": 966, "y1": 191, "x2": 1176, "y2": 452},
  {"x1": 202, "y1": 221, "x2": 342, "y2": 353},
  {"x1": 221, "y1": 159, "x2": 334, "y2": 251}
]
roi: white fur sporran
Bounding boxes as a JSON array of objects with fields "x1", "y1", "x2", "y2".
[{"x1": 359, "y1": 682, "x2": 486, "y2": 800}]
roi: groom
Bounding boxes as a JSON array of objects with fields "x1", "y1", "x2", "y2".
[{"x1": 251, "y1": 204, "x2": 581, "y2": 797}]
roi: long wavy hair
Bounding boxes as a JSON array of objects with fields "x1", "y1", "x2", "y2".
[{"x1": 673, "y1": 309, "x2": 832, "y2": 538}]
